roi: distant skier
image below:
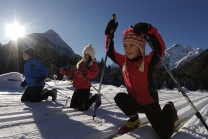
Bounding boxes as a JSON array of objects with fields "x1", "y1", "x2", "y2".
[
  {"x1": 104, "y1": 21, "x2": 179, "y2": 139},
  {"x1": 20, "y1": 47, "x2": 57, "y2": 102},
  {"x1": 60, "y1": 43, "x2": 99, "y2": 111}
]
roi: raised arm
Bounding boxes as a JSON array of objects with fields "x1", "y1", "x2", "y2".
[{"x1": 132, "y1": 22, "x2": 166, "y2": 66}]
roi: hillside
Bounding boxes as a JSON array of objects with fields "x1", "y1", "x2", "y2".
[
  {"x1": 6, "y1": 29, "x2": 76, "y2": 58},
  {"x1": 176, "y1": 49, "x2": 208, "y2": 81}
]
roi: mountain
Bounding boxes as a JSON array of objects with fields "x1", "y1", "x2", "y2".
[
  {"x1": 155, "y1": 44, "x2": 207, "y2": 90},
  {"x1": 7, "y1": 29, "x2": 76, "y2": 58},
  {"x1": 175, "y1": 49, "x2": 208, "y2": 81},
  {"x1": 1, "y1": 29, "x2": 82, "y2": 77},
  {"x1": 110, "y1": 44, "x2": 204, "y2": 71},
  {"x1": 162, "y1": 44, "x2": 204, "y2": 70}
]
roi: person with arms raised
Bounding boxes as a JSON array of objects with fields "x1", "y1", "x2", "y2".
[{"x1": 104, "y1": 22, "x2": 179, "y2": 139}]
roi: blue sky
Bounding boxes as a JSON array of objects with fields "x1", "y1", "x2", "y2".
[{"x1": 0, "y1": 0, "x2": 207, "y2": 65}]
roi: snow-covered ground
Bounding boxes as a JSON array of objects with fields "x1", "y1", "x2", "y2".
[{"x1": 0, "y1": 72, "x2": 208, "y2": 139}]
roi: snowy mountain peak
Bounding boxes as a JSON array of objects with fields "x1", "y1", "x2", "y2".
[
  {"x1": 6, "y1": 29, "x2": 76, "y2": 58},
  {"x1": 43, "y1": 29, "x2": 60, "y2": 38},
  {"x1": 163, "y1": 44, "x2": 204, "y2": 70},
  {"x1": 39, "y1": 30, "x2": 75, "y2": 57},
  {"x1": 167, "y1": 43, "x2": 182, "y2": 50},
  {"x1": 45, "y1": 29, "x2": 56, "y2": 33},
  {"x1": 166, "y1": 44, "x2": 196, "y2": 52}
]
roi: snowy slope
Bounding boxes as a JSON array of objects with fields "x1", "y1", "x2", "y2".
[{"x1": 0, "y1": 72, "x2": 208, "y2": 139}]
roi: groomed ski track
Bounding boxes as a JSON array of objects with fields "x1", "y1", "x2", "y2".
[{"x1": 0, "y1": 81, "x2": 208, "y2": 139}]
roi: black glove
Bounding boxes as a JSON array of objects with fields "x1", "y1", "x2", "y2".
[
  {"x1": 114, "y1": 22, "x2": 118, "y2": 33},
  {"x1": 35, "y1": 75, "x2": 47, "y2": 84},
  {"x1": 132, "y1": 22, "x2": 151, "y2": 35},
  {"x1": 20, "y1": 80, "x2": 27, "y2": 87},
  {"x1": 110, "y1": 22, "x2": 118, "y2": 39},
  {"x1": 105, "y1": 20, "x2": 118, "y2": 35}
]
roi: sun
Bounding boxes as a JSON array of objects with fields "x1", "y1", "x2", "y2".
[{"x1": 6, "y1": 22, "x2": 25, "y2": 40}]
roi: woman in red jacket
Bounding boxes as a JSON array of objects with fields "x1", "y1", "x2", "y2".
[
  {"x1": 105, "y1": 22, "x2": 179, "y2": 139},
  {"x1": 60, "y1": 44, "x2": 99, "y2": 111}
]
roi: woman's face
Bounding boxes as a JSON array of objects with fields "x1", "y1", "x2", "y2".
[
  {"x1": 124, "y1": 43, "x2": 142, "y2": 59},
  {"x1": 83, "y1": 54, "x2": 90, "y2": 61}
]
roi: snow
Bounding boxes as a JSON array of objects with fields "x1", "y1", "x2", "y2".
[
  {"x1": 163, "y1": 44, "x2": 204, "y2": 70},
  {"x1": 0, "y1": 72, "x2": 208, "y2": 139}
]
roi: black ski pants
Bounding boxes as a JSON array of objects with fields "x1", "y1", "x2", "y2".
[
  {"x1": 70, "y1": 89, "x2": 95, "y2": 111},
  {"x1": 114, "y1": 92, "x2": 174, "y2": 139},
  {"x1": 21, "y1": 86, "x2": 47, "y2": 102}
]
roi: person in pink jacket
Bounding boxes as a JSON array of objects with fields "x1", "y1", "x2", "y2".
[{"x1": 60, "y1": 44, "x2": 99, "y2": 111}]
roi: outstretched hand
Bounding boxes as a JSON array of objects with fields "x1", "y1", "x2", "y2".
[{"x1": 105, "y1": 20, "x2": 118, "y2": 50}]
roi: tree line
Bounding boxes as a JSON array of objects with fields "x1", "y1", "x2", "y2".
[
  {"x1": 0, "y1": 42, "x2": 124, "y2": 87},
  {"x1": 0, "y1": 42, "x2": 207, "y2": 91}
]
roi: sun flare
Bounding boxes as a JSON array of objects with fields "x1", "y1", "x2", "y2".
[{"x1": 6, "y1": 22, "x2": 25, "y2": 40}]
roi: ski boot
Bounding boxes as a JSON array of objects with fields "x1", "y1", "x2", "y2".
[
  {"x1": 118, "y1": 114, "x2": 140, "y2": 134},
  {"x1": 41, "y1": 88, "x2": 49, "y2": 100},
  {"x1": 163, "y1": 101, "x2": 179, "y2": 128}
]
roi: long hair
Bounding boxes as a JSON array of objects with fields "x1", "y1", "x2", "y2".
[{"x1": 76, "y1": 55, "x2": 93, "y2": 69}]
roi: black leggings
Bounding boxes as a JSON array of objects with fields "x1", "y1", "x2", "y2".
[
  {"x1": 114, "y1": 92, "x2": 174, "y2": 139},
  {"x1": 70, "y1": 89, "x2": 95, "y2": 111},
  {"x1": 21, "y1": 86, "x2": 47, "y2": 102}
]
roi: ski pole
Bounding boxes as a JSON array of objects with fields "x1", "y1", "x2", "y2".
[
  {"x1": 92, "y1": 34, "x2": 113, "y2": 120},
  {"x1": 145, "y1": 36, "x2": 208, "y2": 131},
  {"x1": 92, "y1": 14, "x2": 118, "y2": 119},
  {"x1": 45, "y1": 82, "x2": 70, "y2": 99}
]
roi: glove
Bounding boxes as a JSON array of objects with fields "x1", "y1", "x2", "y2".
[
  {"x1": 132, "y1": 22, "x2": 151, "y2": 35},
  {"x1": 20, "y1": 80, "x2": 27, "y2": 87},
  {"x1": 105, "y1": 20, "x2": 118, "y2": 35},
  {"x1": 60, "y1": 67, "x2": 67, "y2": 75},
  {"x1": 105, "y1": 19, "x2": 118, "y2": 50},
  {"x1": 114, "y1": 22, "x2": 118, "y2": 33},
  {"x1": 35, "y1": 75, "x2": 47, "y2": 84}
]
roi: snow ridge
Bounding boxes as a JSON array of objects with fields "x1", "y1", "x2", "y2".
[{"x1": 162, "y1": 44, "x2": 204, "y2": 70}]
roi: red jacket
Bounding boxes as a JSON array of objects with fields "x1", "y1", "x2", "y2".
[
  {"x1": 106, "y1": 26, "x2": 166, "y2": 105},
  {"x1": 61, "y1": 60, "x2": 98, "y2": 89}
]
